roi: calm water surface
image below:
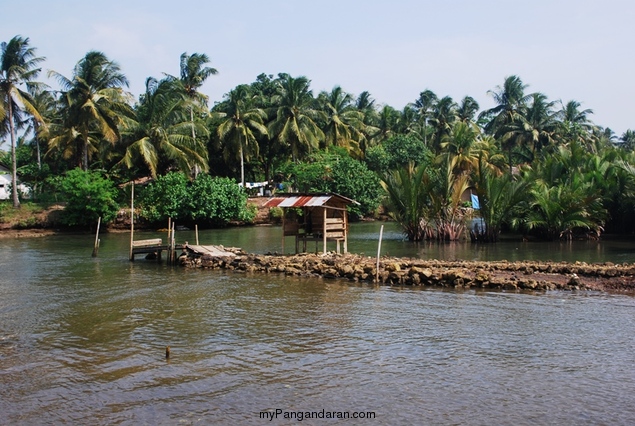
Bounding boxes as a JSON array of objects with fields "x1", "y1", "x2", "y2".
[{"x1": 1, "y1": 225, "x2": 635, "y2": 425}]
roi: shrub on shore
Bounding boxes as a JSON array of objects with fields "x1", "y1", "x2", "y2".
[
  {"x1": 52, "y1": 168, "x2": 119, "y2": 227},
  {"x1": 138, "y1": 172, "x2": 254, "y2": 226}
]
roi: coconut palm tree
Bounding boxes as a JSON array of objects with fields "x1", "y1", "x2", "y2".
[
  {"x1": 317, "y1": 86, "x2": 364, "y2": 156},
  {"x1": 504, "y1": 92, "x2": 561, "y2": 161},
  {"x1": 480, "y1": 75, "x2": 531, "y2": 133},
  {"x1": 166, "y1": 52, "x2": 217, "y2": 161},
  {"x1": 354, "y1": 90, "x2": 379, "y2": 155},
  {"x1": 479, "y1": 75, "x2": 532, "y2": 174},
  {"x1": 268, "y1": 74, "x2": 324, "y2": 162},
  {"x1": 24, "y1": 86, "x2": 55, "y2": 171},
  {"x1": 456, "y1": 96, "x2": 479, "y2": 123},
  {"x1": 356, "y1": 90, "x2": 376, "y2": 112},
  {"x1": 0, "y1": 35, "x2": 45, "y2": 207},
  {"x1": 412, "y1": 89, "x2": 437, "y2": 146},
  {"x1": 439, "y1": 121, "x2": 482, "y2": 176},
  {"x1": 48, "y1": 51, "x2": 133, "y2": 170},
  {"x1": 215, "y1": 85, "x2": 268, "y2": 186},
  {"x1": 370, "y1": 105, "x2": 400, "y2": 145},
  {"x1": 559, "y1": 99, "x2": 594, "y2": 149},
  {"x1": 397, "y1": 104, "x2": 419, "y2": 135},
  {"x1": 119, "y1": 77, "x2": 208, "y2": 177},
  {"x1": 428, "y1": 96, "x2": 457, "y2": 152},
  {"x1": 241, "y1": 73, "x2": 280, "y2": 181},
  {"x1": 619, "y1": 129, "x2": 635, "y2": 151},
  {"x1": 175, "y1": 52, "x2": 217, "y2": 102}
]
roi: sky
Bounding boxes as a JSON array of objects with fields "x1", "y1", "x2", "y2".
[{"x1": 2, "y1": 0, "x2": 634, "y2": 145}]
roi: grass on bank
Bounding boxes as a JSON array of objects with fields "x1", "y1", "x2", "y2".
[{"x1": 0, "y1": 201, "x2": 48, "y2": 229}]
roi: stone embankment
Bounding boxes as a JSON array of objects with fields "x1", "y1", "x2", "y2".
[{"x1": 179, "y1": 249, "x2": 635, "y2": 293}]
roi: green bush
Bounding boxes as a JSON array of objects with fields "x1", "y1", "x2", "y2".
[
  {"x1": 138, "y1": 172, "x2": 254, "y2": 226},
  {"x1": 289, "y1": 149, "x2": 383, "y2": 218},
  {"x1": 366, "y1": 135, "x2": 432, "y2": 174},
  {"x1": 188, "y1": 175, "x2": 254, "y2": 226},
  {"x1": 138, "y1": 172, "x2": 190, "y2": 223},
  {"x1": 269, "y1": 206, "x2": 283, "y2": 223},
  {"x1": 54, "y1": 168, "x2": 120, "y2": 227}
]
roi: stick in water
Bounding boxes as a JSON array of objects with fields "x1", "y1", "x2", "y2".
[
  {"x1": 376, "y1": 225, "x2": 384, "y2": 283},
  {"x1": 92, "y1": 217, "x2": 101, "y2": 257}
]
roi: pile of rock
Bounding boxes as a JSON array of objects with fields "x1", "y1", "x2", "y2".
[{"x1": 179, "y1": 250, "x2": 635, "y2": 293}]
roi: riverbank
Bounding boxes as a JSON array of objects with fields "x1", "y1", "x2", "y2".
[
  {"x1": 0, "y1": 197, "x2": 274, "y2": 239},
  {"x1": 179, "y1": 249, "x2": 635, "y2": 293}
]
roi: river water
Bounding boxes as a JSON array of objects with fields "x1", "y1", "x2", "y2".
[{"x1": 1, "y1": 223, "x2": 635, "y2": 425}]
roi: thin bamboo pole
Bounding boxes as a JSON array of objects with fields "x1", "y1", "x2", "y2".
[
  {"x1": 375, "y1": 225, "x2": 384, "y2": 283},
  {"x1": 344, "y1": 211, "x2": 348, "y2": 254},
  {"x1": 170, "y1": 222, "x2": 176, "y2": 265},
  {"x1": 129, "y1": 184, "x2": 135, "y2": 261},
  {"x1": 281, "y1": 213, "x2": 285, "y2": 254},
  {"x1": 322, "y1": 208, "x2": 327, "y2": 254},
  {"x1": 195, "y1": 224, "x2": 199, "y2": 245},
  {"x1": 92, "y1": 217, "x2": 101, "y2": 257}
]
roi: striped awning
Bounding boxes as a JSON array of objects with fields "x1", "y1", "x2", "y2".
[{"x1": 263, "y1": 193, "x2": 359, "y2": 208}]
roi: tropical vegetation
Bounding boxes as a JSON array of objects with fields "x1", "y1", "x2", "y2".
[{"x1": 2, "y1": 34, "x2": 635, "y2": 243}]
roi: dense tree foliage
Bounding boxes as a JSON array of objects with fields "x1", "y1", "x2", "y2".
[
  {"x1": 3, "y1": 34, "x2": 635, "y2": 241},
  {"x1": 51, "y1": 168, "x2": 119, "y2": 227},
  {"x1": 138, "y1": 172, "x2": 254, "y2": 226},
  {"x1": 286, "y1": 149, "x2": 383, "y2": 218}
]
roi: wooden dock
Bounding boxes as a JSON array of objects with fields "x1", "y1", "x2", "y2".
[
  {"x1": 130, "y1": 238, "x2": 175, "y2": 262},
  {"x1": 184, "y1": 244, "x2": 237, "y2": 257},
  {"x1": 126, "y1": 187, "x2": 236, "y2": 264},
  {"x1": 130, "y1": 238, "x2": 236, "y2": 263}
]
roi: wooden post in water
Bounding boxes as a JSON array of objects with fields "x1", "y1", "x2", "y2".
[
  {"x1": 172, "y1": 222, "x2": 176, "y2": 265},
  {"x1": 322, "y1": 208, "x2": 327, "y2": 254},
  {"x1": 167, "y1": 222, "x2": 172, "y2": 265},
  {"x1": 195, "y1": 224, "x2": 199, "y2": 245},
  {"x1": 375, "y1": 225, "x2": 384, "y2": 283},
  {"x1": 92, "y1": 217, "x2": 101, "y2": 257},
  {"x1": 167, "y1": 217, "x2": 172, "y2": 244},
  {"x1": 129, "y1": 184, "x2": 135, "y2": 261},
  {"x1": 168, "y1": 222, "x2": 176, "y2": 265},
  {"x1": 281, "y1": 213, "x2": 285, "y2": 254}
]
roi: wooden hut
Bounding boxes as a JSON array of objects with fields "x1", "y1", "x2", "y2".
[{"x1": 264, "y1": 193, "x2": 359, "y2": 254}]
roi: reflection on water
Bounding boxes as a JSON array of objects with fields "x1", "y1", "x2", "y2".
[{"x1": 1, "y1": 231, "x2": 635, "y2": 424}]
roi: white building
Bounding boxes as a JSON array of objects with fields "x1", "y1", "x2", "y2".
[{"x1": 0, "y1": 164, "x2": 30, "y2": 201}]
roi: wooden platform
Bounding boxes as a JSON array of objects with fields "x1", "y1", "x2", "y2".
[
  {"x1": 130, "y1": 238, "x2": 175, "y2": 262},
  {"x1": 184, "y1": 244, "x2": 236, "y2": 257},
  {"x1": 129, "y1": 238, "x2": 237, "y2": 263}
]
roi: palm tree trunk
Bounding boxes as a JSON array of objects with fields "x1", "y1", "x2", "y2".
[
  {"x1": 83, "y1": 141, "x2": 89, "y2": 171},
  {"x1": 508, "y1": 145, "x2": 513, "y2": 176},
  {"x1": 240, "y1": 140, "x2": 245, "y2": 187},
  {"x1": 8, "y1": 100, "x2": 20, "y2": 208},
  {"x1": 33, "y1": 120, "x2": 42, "y2": 171},
  {"x1": 190, "y1": 106, "x2": 200, "y2": 178},
  {"x1": 81, "y1": 125, "x2": 89, "y2": 171}
]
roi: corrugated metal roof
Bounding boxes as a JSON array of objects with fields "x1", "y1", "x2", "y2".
[{"x1": 263, "y1": 193, "x2": 358, "y2": 208}]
